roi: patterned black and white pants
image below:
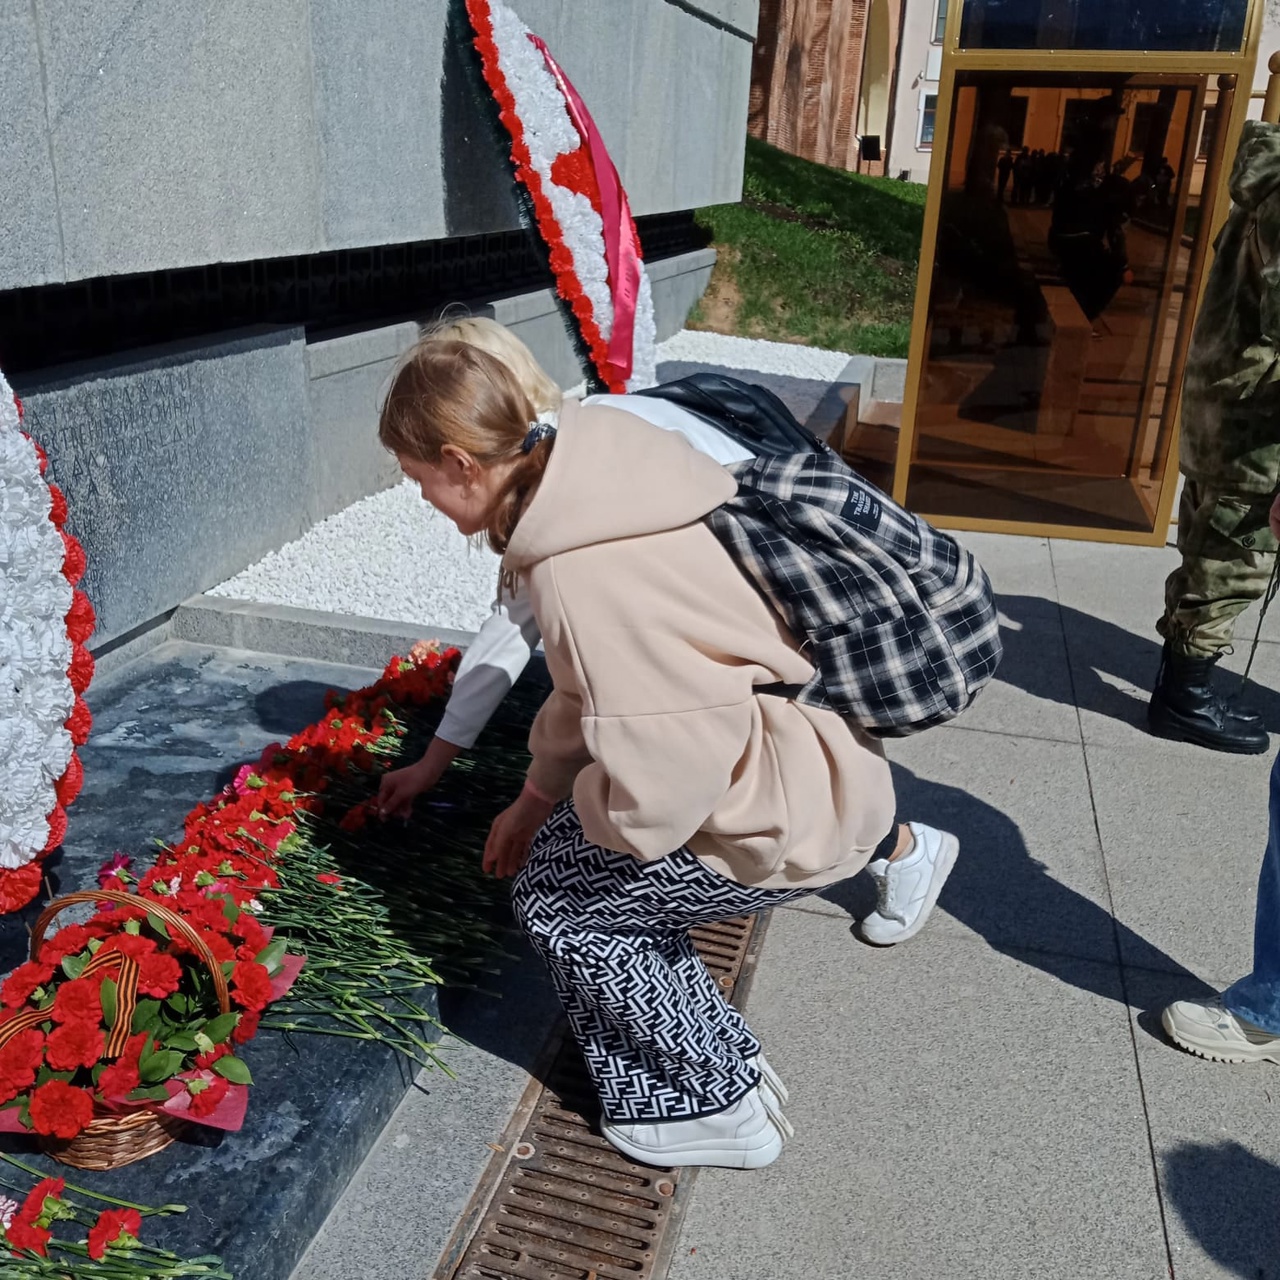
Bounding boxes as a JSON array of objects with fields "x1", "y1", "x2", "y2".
[{"x1": 511, "y1": 802, "x2": 813, "y2": 1124}]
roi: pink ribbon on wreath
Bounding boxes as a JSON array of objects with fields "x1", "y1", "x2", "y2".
[{"x1": 528, "y1": 34, "x2": 642, "y2": 385}]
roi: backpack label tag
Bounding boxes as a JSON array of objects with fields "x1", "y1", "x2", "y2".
[{"x1": 841, "y1": 483, "x2": 883, "y2": 533}]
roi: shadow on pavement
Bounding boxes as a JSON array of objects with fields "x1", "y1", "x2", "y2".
[
  {"x1": 821, "y1": 764, "x2": 1213, "y2": 1010},
  {"x1": 1162, "y1": 1140, "x2": 1280, "y2": 1278},
  {"x1": 997, "y1": 594, "x2": 1280, "y2": 733}
]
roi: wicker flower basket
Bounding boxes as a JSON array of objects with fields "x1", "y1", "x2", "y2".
[{"x1": 29, "y1": 888, "x2": 233, "y2": 1170}]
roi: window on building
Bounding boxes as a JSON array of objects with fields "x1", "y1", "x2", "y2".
[
  {"x1": 935, "y1": 0, "x2": 949, "y2": 42},
  {"x1": 920, "y1": 94, "x2": 938, "y2": 147}
]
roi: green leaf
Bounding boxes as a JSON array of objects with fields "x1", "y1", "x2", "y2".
[
  {"x1": 186, "y1": 1078, "x2": 210, "y2": 1096},
  {"x1": 139, "y1": 1047, "x2": 185, "y2": 1085},
  {"x1": 212, "y1": 1055, "x2": 253, "y2": 1086},
  {"x1": 164, "y1": 1032, "x2": 199, "y2": 1053},
  {"x1": 124, "y1": 919, "x2": 141, "y2": 936},
  {"x1": 131, "y1": 999, "x2": 162, "y2": 1033},
  {"x1": 145, "y1": 911, "x2": 171, "y2": 940},
  {"x1": 201, "y1": 1012, "x2": 240, "y2": 1045},
  {"x1": 125, "y1": 1085, "x2": 172, "y2": 1103},
  {"x1": 60, "y1": 952, "x2": 88, "y2": 980},
  {"x1": 86, "y1": 937, "x2": 102, "y2": 955},
  {"x1": 101, "y1": 977, "x2": 118, "y2": 1031},
  {"x1": 253, "y1": 938, "x2": 288, "y2": 976},
  {"x1": 166, "y1": 992, "x2": 194, "y2": 1017}
]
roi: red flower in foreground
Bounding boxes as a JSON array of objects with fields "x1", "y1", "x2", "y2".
[
  {"x1": 0, "y1": 1029, "x2": 45, "y2": 1105},
  {"x1": 27, "y1": 1080, "x2": 95, "y2": 1139},
  {"x1": 0, "y1": 864, "x2": 44, "y2": 914},
  {"x1": 1, "y1": 961, "x2": 53, "y2": 1009},
  {"x1": 6, "y1": 1215, "x2": 52, "y2": 1255},
  {"x1": 186, "y1": 1074, "x2": 229, "y2": 1119},
  {"x1": 45, "y1": 1021, "x2": 105, "y2": 1072},
  {"x1": 87, "y1": 1207, "x2": 142, "y2": 1261},
  {"x1": 136, "y1": 951, "x2": 182, "y2": 999},
  {"x1": 51, "y1": 975, "x2": 101, "y2": 1025},
  {"x1": 316, "y1": 872, "x2": 344, "y2": 889},
  {"x1": 38, "y1": 923, "x2": 91, "y2": 966},
  {"x1": 232, "y1": 1009, "x2": 260, "y2": 1044},
  {"x1": 6, "y1": 1176, "x2": 63, "y2": 1256},
  {"x1": 98, "y1": 1032, "x2": 149, "y2": 1100},
  {"x1": 230, "y1": 960, "x2": 272, "y2": 1013}
]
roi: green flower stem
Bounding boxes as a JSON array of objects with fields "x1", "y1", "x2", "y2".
[{"x1": 0, "y1": 1154, "x2": 186, "y2": 1217}]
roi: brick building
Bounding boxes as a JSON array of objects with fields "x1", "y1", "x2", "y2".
[{"x1": 749, "y1": 0, "x2": 909, "y2": 174}]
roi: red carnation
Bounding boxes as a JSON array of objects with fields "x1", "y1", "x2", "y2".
[
  {"x1": 65, "y1": 589, "x2": 96, "y2": 644},
  {"x1": 27, "y1": 1080, "x2": 95, "y2": 1139},
  {"x1": 230, "y1": 960, "x2": 272, "y2": 1012},
  {"x1": 51, "y1": 976, "x2": 101, "y2": 1025},
  {"x1": 87, "y1": 1207, "x2": 142, "y2": 1261},
  {"x1": 46, "y1": 482, "x2": 68, "y2": 528},
  {"x1": 186, "y1": 1073, "x2": 229, "y2": 1119},
  {"x1": 45, "y1": 1020, "x2": 105, "y2": 1072},
  {"x1": 6, "y1": 1215, "x2": 52, "y2": 1255},
  {"x1": 0, "y1": 1029, "x2": 45, "y2": 1105},
  {"x1": 101, "y1": 933, "x2": 157, "y2": 963},
  {"x1": 68, "y1": 643, "x2": 94, "y2": 696},
  {"x1": 60, "y1": 531, "x2": 86, "y2": 586},
  {"x1": 67, "y1": 697, "x2": 92, "y2": 746},
  {"x1": 232, "y1": 1008, "x2": 260, "y2": 1044},
  {"x1": 1, "y1": 961, "x2": 54, "y2": 1009},
  {"x1": 38, "y1": 922, "x2": 91, "y2": 966},
  {"x1": 54, "y1": 754, "x2": 84, "y2": 808},
  {"x1": 0, "y1": 864, "x2": 44, "y2": 914},
  {"x1": 6, "y1": 1174, "x2": 61, "y2": 1255},
  {"x1": 41, "y1": 805, "x2": 67, "y2": 854},
  {"x1": 136, "y1": 951, "x2": 182, "y2": 999},
  {"x1": 98, "y1": 1032, "x2": 149, "y2": 1100}
]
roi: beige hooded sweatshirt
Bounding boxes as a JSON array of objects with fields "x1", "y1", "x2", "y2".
[{"x1": 503, "y1": 399, "x2": 896, "y2": 891}]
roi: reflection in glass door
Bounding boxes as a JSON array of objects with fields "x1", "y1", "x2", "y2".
[{"x1": 889, "y1": 71, "x2": 1229, "y2": 536}]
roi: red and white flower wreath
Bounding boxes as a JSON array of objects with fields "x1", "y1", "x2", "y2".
[
  {"x1": 466, "y1": 0, "x2": 658, "y2": 392},
  {"x1": 0, "y1": 368, "x2": 94, "y2": 913}
]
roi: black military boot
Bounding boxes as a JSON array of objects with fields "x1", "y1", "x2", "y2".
[{"x1": 1148, "y1": 643, "x2": 1269, "y2": 754}]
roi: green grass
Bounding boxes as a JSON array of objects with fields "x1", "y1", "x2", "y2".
[{"x1": 692, "y1": 137, "x2": 926, "y2": 359}]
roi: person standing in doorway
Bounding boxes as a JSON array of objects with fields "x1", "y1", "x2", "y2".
[{"x1": 997, "y1": 149, "x2": 1015, "y2": 203}]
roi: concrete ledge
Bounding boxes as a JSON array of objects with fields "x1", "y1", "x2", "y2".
[
  {"x1": 173, "y1": 595, "x2": 479, "y2": 670},
  {"x1": 305, "y1": 321, "x2": 422, "y2": 380}
]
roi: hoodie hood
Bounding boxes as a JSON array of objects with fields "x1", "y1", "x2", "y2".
[
  {"x1": 503, "y1": 398, "x2": 737, "y2": 570},
  {"x1": 1230, "y1": 120, "x2": 1280, "y2": 212}
]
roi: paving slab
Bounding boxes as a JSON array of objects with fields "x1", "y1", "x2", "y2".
[
  {"x1": 1048, "y1": 537, "x2": 1180, "y2": 636},
  {"x1": 824, "y1": 727, "x2": 1124, "y2": 977},
  {"x1": 290, "y1": 945, "x2": 564, "y2": 1280},
  {"x1": 1087, "y1": 738, "x2": 1274, "y2": 986},
  {"x1": 666, "y1": 907, "x2": 1169, "y2": 1280},
  {"x1": 1123, "y1": 967, "x2": 1280, "y2": 1280}
]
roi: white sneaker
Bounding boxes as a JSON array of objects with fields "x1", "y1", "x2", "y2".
[
  {"x1": 1162, "y1": 999, "x2": 1280, "y2": 1064},
  {"x1": 749, "y1": 1053, "x2": 793, "y2": 1138},
  {"x1": 601, "y1": 1087, "x2": 785, "y2": 1169},
  {"x1": 859, "y1": 822, "x2": 959, "y2": 946}
]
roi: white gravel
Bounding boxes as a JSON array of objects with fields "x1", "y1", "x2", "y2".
[
  {"x1": 208, "y1": 331, "x2": 856, "y2": 631},
  {"x1": 657, "y1": 328, "x2": 856, "y2": 381},
  {"x1": 207, "y1": 480, "x2": 502, "y2": 633}
]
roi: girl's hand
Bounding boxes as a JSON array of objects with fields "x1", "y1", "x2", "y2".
[
  {"x1": 377, "y1": 737, "x2": 463, "y2": 822},
  {"x1": 484, "y1": 786, "x2": 556, "y2": 879},
  {"x1": 377, "y1": 759, "x2": 436, "y2": 822}
]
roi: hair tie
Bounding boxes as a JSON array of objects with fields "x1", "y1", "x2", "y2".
[{"x1": 522, "y1": 421, "x2": 557, "y2": 454}]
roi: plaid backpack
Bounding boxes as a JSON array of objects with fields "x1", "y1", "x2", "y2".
[{"x1": 638, "y1": 373, "x2": 1003, "y2": 737}]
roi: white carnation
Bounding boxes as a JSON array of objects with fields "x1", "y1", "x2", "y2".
[{"x1": 0, "y1": 367, "x2": 80, "y2": 872}]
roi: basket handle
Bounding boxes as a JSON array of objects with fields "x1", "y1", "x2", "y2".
[{"x1": 31, "y1": 890, "x2": 232, "y2": 1017}]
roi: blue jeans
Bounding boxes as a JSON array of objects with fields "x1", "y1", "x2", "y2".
[{"x1": 1221, "y1": 754, "x2": 1280, "y2": 1036}]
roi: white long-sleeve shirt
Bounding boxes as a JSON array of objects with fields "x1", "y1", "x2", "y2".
[{"x1": 434, "y1": 394, "x2": 753, "y2": 748}]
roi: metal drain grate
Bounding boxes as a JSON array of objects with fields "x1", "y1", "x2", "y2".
[{"x1": 436, "y1": 913, "x2": 767, "y2": 1280}]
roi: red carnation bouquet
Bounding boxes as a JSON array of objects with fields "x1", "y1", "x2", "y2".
[{"x1": 0, "y1": 879, "x2": 302, "y2": 1144}]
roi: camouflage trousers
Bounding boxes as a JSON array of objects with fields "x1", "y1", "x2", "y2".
[{"x1": 1158, "y1": 479, "x2": 1279, "y2": 658}]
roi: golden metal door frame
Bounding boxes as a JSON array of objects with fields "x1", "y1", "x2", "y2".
[{"x1": 891, "y1": 0, "x2": 1268, "y2": 545}]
